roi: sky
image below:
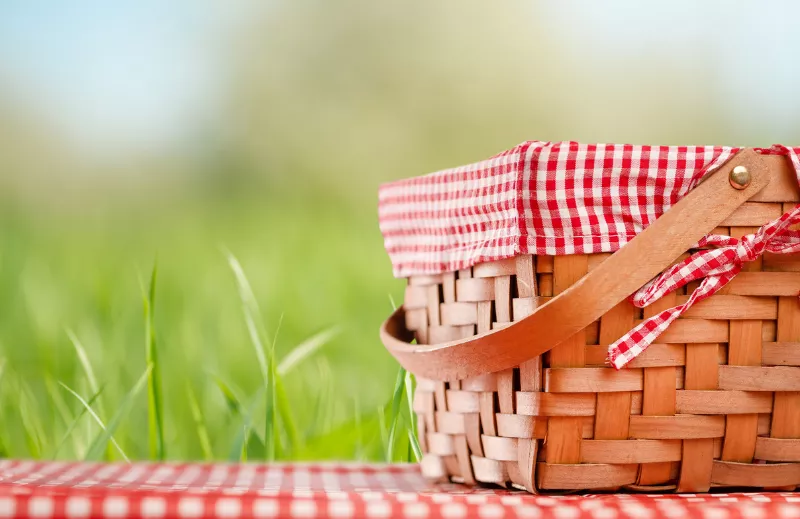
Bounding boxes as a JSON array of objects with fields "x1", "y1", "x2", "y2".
[
  {"x1": 542, "y1": 2, "x2": 800, "y2": 142},
  {"x1": 0, "y1": 1, "x2": 256, "y2": 158},
  {"x1": 1, "y1": 1, "x2": 799, "y2": 162}
]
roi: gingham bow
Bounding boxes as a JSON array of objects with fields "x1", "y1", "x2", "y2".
[{"x1": 608, "y1": 146, "x2": 800, "y2": 369}]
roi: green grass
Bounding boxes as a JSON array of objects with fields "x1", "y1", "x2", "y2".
[{"x1": 0, "y1": 192, "x2": 419, "y2": 463}]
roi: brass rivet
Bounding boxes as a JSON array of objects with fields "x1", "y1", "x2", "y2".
[{"x1": 730, "y1": 165, "x2": 751, "y2": 190}]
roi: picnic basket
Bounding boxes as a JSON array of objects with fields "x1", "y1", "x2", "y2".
[{"x1": 378, "y1": 142, "x2": 800, "y2": 493}]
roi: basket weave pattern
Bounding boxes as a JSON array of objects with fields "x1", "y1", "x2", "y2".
[{"x1": 405, "y1": 199, "x2": 800, "y2": 492}]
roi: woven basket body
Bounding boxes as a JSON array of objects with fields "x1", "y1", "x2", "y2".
[{"x1": 387, "y1": 155, "x2": 800, "y2": 493}]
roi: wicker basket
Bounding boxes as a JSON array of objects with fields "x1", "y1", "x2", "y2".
[{"x1": 381, "y1": 149, "x2": 800, "y2": 493}]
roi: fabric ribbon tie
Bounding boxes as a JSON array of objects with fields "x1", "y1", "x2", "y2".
[{"x1": 607, "y1": 203, "x2": 800, "y2": 370}]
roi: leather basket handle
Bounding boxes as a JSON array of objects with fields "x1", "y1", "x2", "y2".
[{"x1": 380, "y1": 149, "x2": 773, "y2": 381}]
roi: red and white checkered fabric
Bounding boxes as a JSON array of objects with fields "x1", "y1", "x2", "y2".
[
  {"x1": 2, "y1": 460, "x2": 800, "y2": 519},
  {"x1": 379, "y1": 141, "x2": 739, "y2": 278}
]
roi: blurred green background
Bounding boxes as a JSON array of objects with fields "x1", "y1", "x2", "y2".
[{"x1": 1, "y1": 1, "x2": 799, "y2": 462}]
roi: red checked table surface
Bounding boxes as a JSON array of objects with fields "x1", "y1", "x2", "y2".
[{"x1": 1, "y1": 461, "x2": 798, "y2": 518}]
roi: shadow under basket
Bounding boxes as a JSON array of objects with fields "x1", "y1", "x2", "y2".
[{"x1": 380, "y1": 151, "x2": 800, "y2": 493}]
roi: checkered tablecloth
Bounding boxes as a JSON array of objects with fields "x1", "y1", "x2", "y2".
[{"x1": 1, "y1": 461, "x2": 798, "y2": 518}]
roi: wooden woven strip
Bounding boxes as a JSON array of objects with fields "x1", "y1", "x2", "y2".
[
  {"x1": 478, "y1": 392, "x2": 497, "y2": 436},
  {"x1": 585, "y1": 343, "x2": 685, "y2": 368},
  {"x1": 638, "y1": 290, "x2": 681, "y2": 486},
  {"x1": 764, "y1": 253, "x2": 800, "y2": 272},
  {"x1": 537, "y1": 463, "x2": 638, "y2": 490},
  {"x1": 516, "y1": 255, "x2": 536, "y2": 297},
  {"x1": 420, "y1": 454, "x2": 447, "y2": 481},
  {"x1": 762, "y1": 342, "x2": 800, "y2": 365},
  {"x1": 721, "y1": 315, "x2": 762, "y2": 463},
  {"x1": 481, "y1": 435, "x2": 518, "y2": 462},
  {"x1": 581, "y1": 440, "x2": 682, "y2": 464},
  {"x1": 545, "y1": 368, "x2": 643, "y2": 392},
  {"x1": 720, "y1": 202, "x2": 782, "y2": 226},
  {"x1": 657, "y1": 319, "x2": 728, "y2": 343},
  {"x1": 408, "y1": 274, "x2": 442, "y2": 286},
  {"x1": 427, "y1": 433, "x2": 455, "y2": 456},
  {"x1": 494, "y1": 276, "x2": 512, "y2": 324},
  {"x1": 594, "y1": 301, "x2": 635, "y2": 446},
  {"x1": 472, "y1": 257, "x2": 516, "y2": 278},
  {"x1": 674, "y1": 342, "x2": 719, "y2": 492},
  {"x1": 435, "y1": 412, "x2": 465, "y2": 435},
  {"x1": 445, "y1": 390, "x2": 480, "y2": 413},
  {"x1": 439, "y1": 302, "x2": 478, "y2": 326},
  {"x1": 675, "y1": 390, "x2": 773, "y2": 414},
  {"x1": 460, "y1": 374, "x2": 496, "y2": 392},
  {"x1": 711, "y1": 461, "x2": 800, "y2": 487},
  {"x1": 544, "y1": 255, "x2": 588, "y2": 467},
  {"x1": 496, "y1": 369, "x2": 516, "y2": 415},
  {"x1": 629, "y1": 415, "x2": 725, "y2": 439},
  {"x1": 464, "y1": 413, "x2": 482, "y2": 457},
  {"x1": 441, "y1": 272, "x2": 456, "y2": 303},
  {"x1": 718, "y1": 366, "x2": 800, "y2": 391},
  {"x1": 769, "y1": 247, "x2": 800, "y2": 490},
  {"x1": 495, "y1": 414, "x2": 548, "y2": 439},
  {"x1": 724, "y1": 272, "x2": 800, "y2": 295},
  {"x1": 454, "y1": 435, "x2": 475, "y2": 485},
  {"x1": 515, "y1": 392, "x2": 595, "y2": 416},
  {"x1": 679, "y1": 295, "x2": 776, "y2": 320},
  {"x1": 471, "y1": 455, "x2": 508, "y2": 484},
  {"x1": 455, "y1": 278, "x2": 493, "y2": 302},
  {"x1": 755, "y1": 437, "x2": 800, "y2": 462}
]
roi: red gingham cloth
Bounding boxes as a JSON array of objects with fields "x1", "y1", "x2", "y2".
[
  {"x1": 380, "y1": 142, "x2": 800, "y2": 366},
  {"x1": 379, "y1": 141, "x2": 739, "y2": 278},
  {"x1": 2, "y1": 460, "x2": 800, "y2": 519}
]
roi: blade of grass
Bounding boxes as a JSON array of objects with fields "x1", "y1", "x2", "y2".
[
  {"x1": 403, "y1": 371, "x2": 422, "y2": 461},
  {"x1": 265, "y1": 314, "x2": 283, "y2": 460},
  {"x1": 185, "y1": 382, "x2": 213, "y2": 461},
  {"x1": 225, "y1": 251, "x2": 269, "y2": 380},
  {"x1": 141, "y1": 262, "x2": 165, "y2": 460},
  {"x1": 83, "y1": 365, "x2": 151, "y2": 461},
  {"x1": 213, "y1": 375, "x2": 266, "y2": 445},
  {"x1": 273, "y1": 373, "x2": 297, "y2": 456},
  {"x1": 377, "y1": 404, "x2": 388, "y2": 457},
  {"x1": 66, "y1": 329, "x2": 100, "y2": 396},
  {"x1": 277, "y1": 326, "x2": 341, "y2": 375},
  {"x1": 297, "y1": 408, "x2": 384, "y2": 460},
  {"x1": 44, "y1": 376, "x2": 76, "y2": 444},
  {"x1": 320, "y1": 361, "x2": 335, "y2": 435},
  {"x1": 407, "y1": 429, "x2": 422, "y2": 462},
  {"x1": 354, "y1": 395, "x2": 364, "y2": 460},
  {"x1": 225, "y1": 250, "x2": 277, "y2": 461},
  {"x1": 385, "y1": 367, "x2": 407, "y2": 462},
  {"x1": 306, "y1": 358, "x2": 333, "y2": 437},
  {"x1": 51, "y1": 387, "x2": 104, "y2": 459},
  {"x1": 240, "y1": 426, "x2": 249, "y2": 462},
  {"x1": 60, "y1": 382, "x2": 128, "y2": 461},
  {"x1": 212, "y1": 375, "x2": 245, "y2": 416},
  {"x1": 66, "y1": 329, "x2": 112, "y2": 459},
  {"x1": 228, "y1": 388, "x2": 266, "y2": 461},
  {"x1": 18, "y1": 382, "x2": 45, "y2": 459}
]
